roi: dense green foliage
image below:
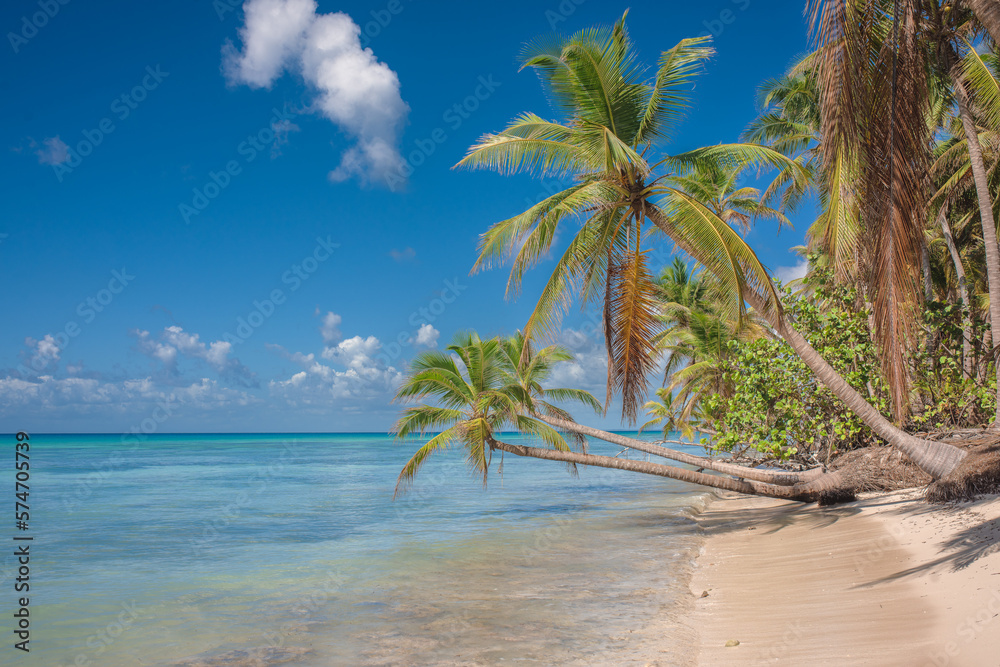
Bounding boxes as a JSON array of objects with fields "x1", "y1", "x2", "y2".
[
  {"x1": 910, "y1": 301, "x2": 996, "y2": 429},
  {"x1": 705, "y1": 276, "x2": 889, "y2": 463},
  {"x1": 655, "y1": 266, "x2": 999, "y2": 465}
]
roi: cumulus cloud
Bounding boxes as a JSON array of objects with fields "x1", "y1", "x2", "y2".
[
  {"x1": 134, "y1": 326, "x2": 258, "y2": 388},
  {"x1": 774, "y1": 259, "x2": 809, "y2": 285},
  {"x1": 272, "y1": 334, "x2": 402, "y2": 403},
  {"x1": 319, "y1": 311, "x2": 343, "y2": 344},
  {"x1": 223, "y1": 0, "x2": 408, "y2": 187},
  {"x1": 547, "y1": 327, "x2": 609, "y2": 395},
  {"x1": 25, "y1": 334, "x2": 62, "y2": 370},
  {"x1": 35, "y1": 136, "x2": 70, "y2": 165},
  {"x1": 321, "y1": 334, "x2": 380, "y2": 367},
  {"x1": 414, "y1": 323, "x2": 439, "y2": 348}
]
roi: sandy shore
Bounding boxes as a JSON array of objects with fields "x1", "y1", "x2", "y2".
[{"x1": 690, "y1": 490, "x2": 1000, "y2": 666}]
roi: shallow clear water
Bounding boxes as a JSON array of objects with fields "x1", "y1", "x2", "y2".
[{"x1": 10, "y1": 433, "x2": 711, "y2": 666}]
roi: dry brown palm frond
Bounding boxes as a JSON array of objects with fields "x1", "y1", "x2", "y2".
[
  {"x1": 863, "y1": 0, "x2": 930, "y2": 423},
  {"x1": 811, "y1": 0, "x2": 931, "y2": 423},
  {"x1": 808, "y1": 0, "x2": 869, "y2": 168},
  {"x1": 604, "y1": 233, "x2": 661, "y2": 423}
]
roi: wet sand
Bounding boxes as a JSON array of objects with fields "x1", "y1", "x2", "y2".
[{"x1": 691, "y1": 490, "x2": 1000, "y2": 666}]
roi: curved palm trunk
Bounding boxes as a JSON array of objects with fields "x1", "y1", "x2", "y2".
[
  {"x1": 488, "y1": 437, "x2": 844, "y2": 502},
  {"x1": 938, "y1": 206, "x2": 975, "y2": 379},
  {"x1": 534, "y1": 414, "x2": 825, "y2": 486},
  {"x1": 951, "y1": 70, "x2": 1000, "y2": 425},
  {"x1": 966, "y1": 0, "x2": 1000, "y2": 46},
  {"x1": 750, "y1": 290, "x2": 966, "y2": 478},
  {"x1": 644, "y1": 209, "x2": 967, "y2": 479}
]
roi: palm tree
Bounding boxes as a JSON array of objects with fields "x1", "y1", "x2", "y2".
[
  {"x1": 458, "y1": 15, "x2": 793, "y2": 423},
  {"x1": 667, "y1": 159, "x2": 790, "y2": 232},
  {"x1": 808, "y1": 0, "x2": 1000, "y2": 424},
  {"x1": 652, "y1": 165, "x2": 779, "y2": 436},
  {"x1": 394, "y1": 331, "x2": 838, "y2": 500},
  {"x1": 744, "y1": 65, "x2": 864, "y2": 284},
  {"x1": 929, "y1": 117, "x2": 1000, "y2": 380},
  {"x1": 456, "y1": 12, "x2": 968, "y2": 479},
  {"x1": 392, "y1": 331, "x2": 586, "y2": 496}
]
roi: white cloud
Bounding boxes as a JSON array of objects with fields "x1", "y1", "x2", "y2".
[
  {"x1": 547, "y1": 327, "x2": 609, "y2": 395},
  {"x1": 775, "y1": 259, "x2": 809, "y2": 285},
  {"x1": 0, "y1": 375, "x2": 254, "y2": 413},
  {"x1": 25, "y1": 334, "x2": 61, "y2": 369},
  {"x1": 222, "y1": 0, "x2": 315, "y2": 87},
  {"x1": 272, "y1": 333, "x2": 402, "y2": 403},
  {"x1": 319, "y1": 311, "x2": 342, "y2": 344},
  {"x1": 321, "y1": 334, "x2": 380, "y2": 368},
  {"x1": 35, "y1": 136, "x2": 70, "y2": 165},
  {"x1": 134, "y1": 326, "x2": 258, "y2": 387},
  {"x1": 414, "y1": 323, "x2": 439, "y2": 348},
  {"x1": 223, "y1": 0, "x2": 408, "y2": 187}
]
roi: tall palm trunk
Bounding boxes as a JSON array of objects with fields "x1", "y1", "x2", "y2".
[
  {"x1": 645, "y1": 208, "x2": 967, "y2": 479},
  {"x1": 921, "y1": 238, "x2": 934, "y2": 301},
  {"x1": 938, "y1": 206, "x2": 975, "y2": 378},
  {"x1": 951, "y1": 67, "x2": 1000, "y2": 424},
  {"x1": 487, "y1": 437, "x2": 845, "y2": 502},
  {"x1": 534, "y1": 414, "x2": 826, "y2": 486}
]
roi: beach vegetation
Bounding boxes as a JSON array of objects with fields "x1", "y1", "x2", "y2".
[{"x1": 394, "y1": 7, "x2": 1000, "y2": 503}]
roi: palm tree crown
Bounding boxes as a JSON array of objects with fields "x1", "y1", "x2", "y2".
[
  {"x1": 457, "y1": 11, "x2": 802, "y2": 421},
  {"x1": 392, "y1": 332, "x2": 601, "y2": 496}
]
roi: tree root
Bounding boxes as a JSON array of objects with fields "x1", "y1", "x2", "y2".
[{"x1": 926, "y1": 442, "x2": 1000, "y2": 502}]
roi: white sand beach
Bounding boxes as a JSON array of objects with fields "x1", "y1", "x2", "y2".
[{"x1": 691, "y1": 491, "x2": 1000, "y2": 666}]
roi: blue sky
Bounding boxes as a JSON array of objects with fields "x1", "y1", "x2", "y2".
[{"x1": 2, "y1": 0, "x2": 813, "y2": 433}]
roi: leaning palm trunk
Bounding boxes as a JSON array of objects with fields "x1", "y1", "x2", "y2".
[
  {"x1": 965, "y1": 0, "x2": 1000, "y2": 46},
  {"x1": 751, "y1": 290, "x2": 967, "y2": 478},
  {"x1": 951, "y1": 69, "x2": 1000, "y2": 424},
  {"x1": 645, "y1": 208, "x2": 967, "y2": 479},
  {"x1": 487, "y1": 437, "x2": 845, "y2": 502},
  {"x1": 534, "y1": 414, "x2": 825, "y2": 486},
  {"x1": 938, "y1": 206, "x2": 975, "y2": 379}
]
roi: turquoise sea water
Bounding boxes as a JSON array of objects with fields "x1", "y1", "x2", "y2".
[{"x1": 6, "y1": 433, "x2": 711, "y2": 666}]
